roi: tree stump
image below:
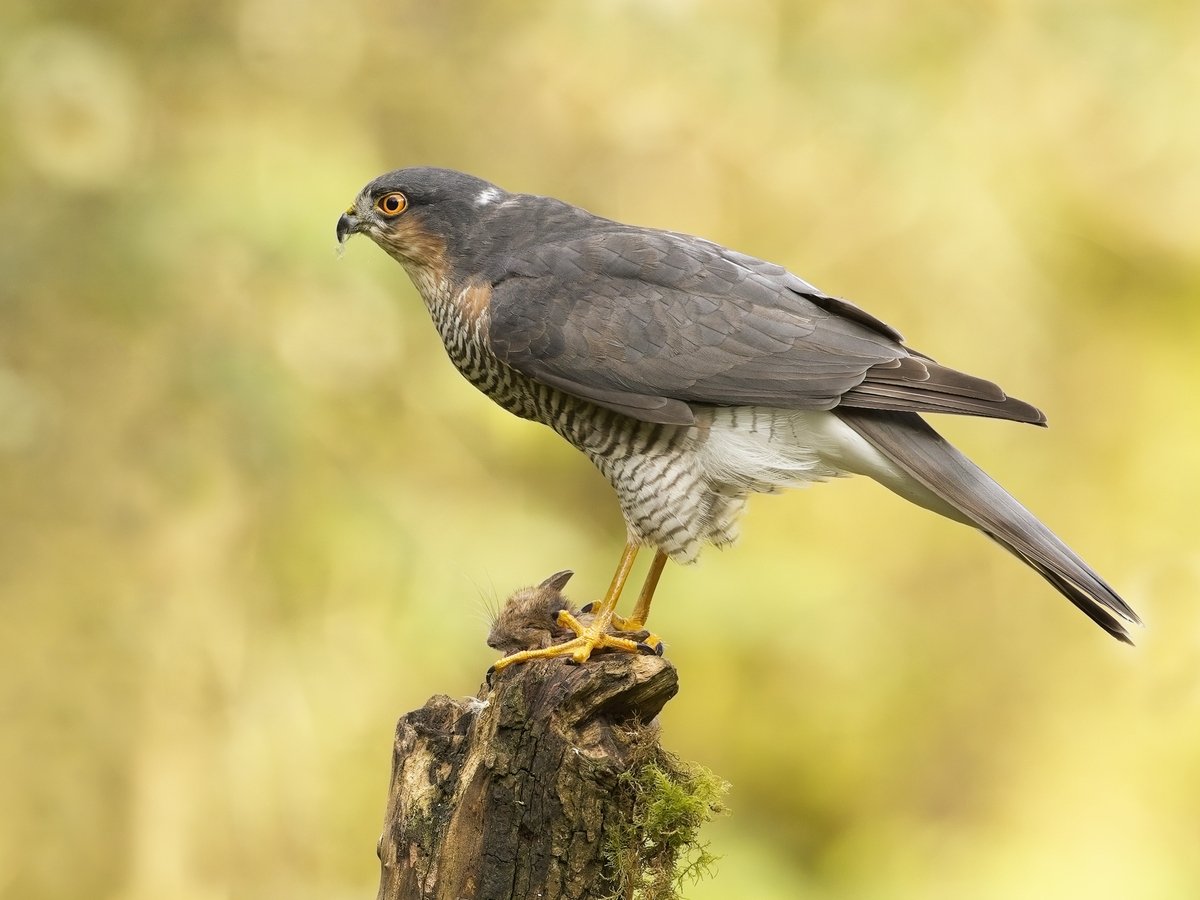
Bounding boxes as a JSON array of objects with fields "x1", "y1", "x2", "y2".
[{"x1": 375, "y1": 653, "x2": 680, "y2": 900}]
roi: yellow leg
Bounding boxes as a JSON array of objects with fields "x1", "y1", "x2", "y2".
[
  {"x1": 620, "y1": 549, "x2": 668, "y2": 628},
  {"x1": 491, "y1": 543, "x2": 644, "y2": 673},
  {"x1": 612, "y1": 549, "x2": 668, "y2": 652}
]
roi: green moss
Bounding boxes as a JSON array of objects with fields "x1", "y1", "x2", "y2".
[{"x1": 606, "y1": 746, "x2": 729, "y2": 900}]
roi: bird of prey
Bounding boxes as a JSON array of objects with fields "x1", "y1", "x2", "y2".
[{"x1": 336, "y1": 167, "x2": 1140, "y2": 667}]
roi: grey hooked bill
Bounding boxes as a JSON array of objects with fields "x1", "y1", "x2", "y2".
[{"x1": 336, "y1": 212, "x2": 357, "y2": 246}]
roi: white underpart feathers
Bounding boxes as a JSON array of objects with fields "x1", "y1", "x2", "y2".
[
  {"x1": 698, "y1": 408, "x2": 842, "y2": 492},
  {"x1": 699, "y1": 408, "x2": 970, "y2": 525}
]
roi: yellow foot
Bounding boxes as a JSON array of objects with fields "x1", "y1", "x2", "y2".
[
  {"x1": 611, "y1": 612, "x2": 663, "y2": 656},
  {"x1": 569, "y1": 605, "x2": 664, "y2": 656},
  {"x1": 490, "y1": 609, "x2": 653, "y2": 674},
  {"x1": 490, "y1": 544, "x2": 669, "y2": 678}
]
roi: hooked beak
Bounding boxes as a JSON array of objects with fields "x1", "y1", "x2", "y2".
[{"x1": 336, "y1": 206, "x2": 360, "y2": 245}]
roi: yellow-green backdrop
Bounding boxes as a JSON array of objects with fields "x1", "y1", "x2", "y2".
[{"x1": 2, "y1": 1, "x2": 1199, "y2": 898}]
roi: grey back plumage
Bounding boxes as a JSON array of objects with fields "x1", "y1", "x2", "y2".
[{"x1": 483, "y1": 212, "x2": 1044, "y2": 427}]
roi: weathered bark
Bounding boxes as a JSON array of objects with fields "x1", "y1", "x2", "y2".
[{"x1": 376, "y1": 653, "x2": 679, "y2": 900}]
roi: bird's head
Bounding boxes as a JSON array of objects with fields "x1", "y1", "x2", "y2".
[{"x1": 337, "y1": 167, "x2": 507, "y2": 291}]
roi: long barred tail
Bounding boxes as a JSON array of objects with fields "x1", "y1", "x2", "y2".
[{"x1": 834, "y1": 408, "x2": 1141, "y2": 644}]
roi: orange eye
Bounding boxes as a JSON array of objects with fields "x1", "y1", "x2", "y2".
[{"x1": 375, "y1": 192, "x2": 407, "y2": 216}]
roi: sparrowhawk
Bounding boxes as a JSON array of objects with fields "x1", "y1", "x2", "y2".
[{"x1": 336, "y1": 167, "x2": 1140, "y2": 666}]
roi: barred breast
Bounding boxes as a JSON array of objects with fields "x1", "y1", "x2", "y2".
[{"x1": 419, "y1": 281, "x2": 916, "y2": 563}]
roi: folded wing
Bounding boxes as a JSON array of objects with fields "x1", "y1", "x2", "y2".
[{"x1": 487, "y1": 226, "x2": 1043, "y2": 426}]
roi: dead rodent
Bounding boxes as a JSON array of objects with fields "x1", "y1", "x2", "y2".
[
  {"x1": 487, "y1": 570, "x2": 579, "y2": 656},
  {"x1": 487, "y1": 570, "x2": 651, "y2": 656}
]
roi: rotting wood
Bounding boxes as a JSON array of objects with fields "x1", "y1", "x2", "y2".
[
  {"x1": 375, "y1": 652, "x2": 680, "y2": 900},
  {"x1": 374, "y1": 571, "x2": 704, "y2": 900}
]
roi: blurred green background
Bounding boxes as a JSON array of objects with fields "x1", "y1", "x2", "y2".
[{"x1": 2, "y1": 1, "x2": 1199, "y2": 898}]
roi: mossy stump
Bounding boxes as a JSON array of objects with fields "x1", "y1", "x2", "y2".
[{"x1": 375, "y1": 652, "x2": 721, "y2": 900}]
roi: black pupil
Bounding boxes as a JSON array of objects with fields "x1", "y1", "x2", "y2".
[{"x1": 383, "y1": 196, "x2": 399, "y2": 212}]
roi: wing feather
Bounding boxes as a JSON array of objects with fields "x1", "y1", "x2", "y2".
[{"x1": 485, "y1": 224, "x2": 1043, "y2": 426}]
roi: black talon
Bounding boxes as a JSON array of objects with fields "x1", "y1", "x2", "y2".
[
  {"x1": 579, "y1": 602, "x2": 595, "y2": 614},
  {"x1": 635, "y1": 642, "x2": 657, "y2": 655},
  {"x1": 655, "y1": 642, "x2": 665, "y2": 656},
  {"x1": 485, "y1": 665, "x2": 497, "y2": 687}
]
